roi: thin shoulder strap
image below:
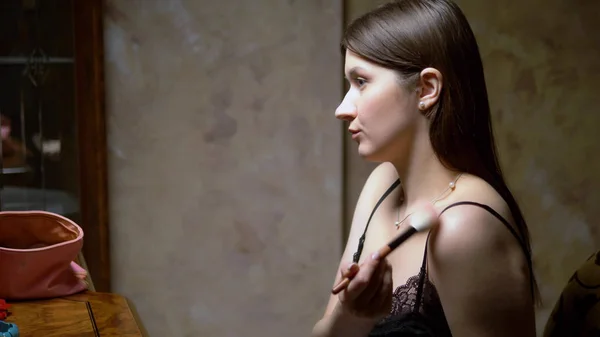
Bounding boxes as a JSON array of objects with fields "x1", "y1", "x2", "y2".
[
  {"x1": 440, "y1": 201, "x2": 528, "y2": 256},
  {"x1": 352, "y1": 179, "x2": 401, "y2": 263},
  {"x1": 418, "y1": 201, "x2": 535, "y2": 299}
]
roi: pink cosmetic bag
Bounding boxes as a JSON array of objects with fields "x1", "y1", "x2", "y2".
[{"x1": 0, "y1": 211, "x2": 88, "y2": 300}]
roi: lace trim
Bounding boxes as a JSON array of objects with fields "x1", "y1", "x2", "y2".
[
  {"x1": 368, "y1": 273, "x2": 452, "y2": 337},
  {"x1": 390, "y1": 274, "x2": 425, "y2": 315}
]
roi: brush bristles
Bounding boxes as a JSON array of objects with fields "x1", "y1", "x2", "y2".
[{"x1": 410, "y1": 210, "x2": 437, "y2": 232}]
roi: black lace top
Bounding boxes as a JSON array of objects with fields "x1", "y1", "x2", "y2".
[{"x1": 350, "y1": 179, "x2": 533, "y2": 337}]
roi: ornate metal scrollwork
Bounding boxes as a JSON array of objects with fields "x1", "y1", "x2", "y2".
[{"x1": 22, "y1": 48, "x2": 49, "y2": 87}]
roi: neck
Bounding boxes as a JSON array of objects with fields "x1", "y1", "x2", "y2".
[{"x1": 390, "y1": 135, "x2": 457, "y2": 207}]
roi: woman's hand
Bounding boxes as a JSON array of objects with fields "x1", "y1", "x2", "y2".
[{"x1": 337, "y1": 254, "x2": 394, "y2": 322}]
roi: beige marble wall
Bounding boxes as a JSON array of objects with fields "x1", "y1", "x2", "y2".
[
  {"x1": 345, "y1": 0, "x2": 600, "y2": 334},
  {"x1": 104, "y1": 1, "x2": 343, "y2": 335},
  {"x1": 464, "y1": 0, "x2": 600, "y2": 331}
]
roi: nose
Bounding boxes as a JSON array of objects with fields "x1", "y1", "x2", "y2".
[{"x1": 335, "y1": 89, "x2": 357, "y2": 122}]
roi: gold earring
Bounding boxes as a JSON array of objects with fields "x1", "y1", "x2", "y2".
[{"x1": 419, "y1": 102, "x2": 426, "y2": 110}]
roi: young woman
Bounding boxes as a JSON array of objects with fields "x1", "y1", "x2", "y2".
[{"x1": 312, "y1": 1, "x2": 537, "y2": 336}]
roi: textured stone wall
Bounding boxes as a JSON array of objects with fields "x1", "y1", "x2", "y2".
[{"x1": 104, "y1": 1, "x2": 343, "y2": 335}]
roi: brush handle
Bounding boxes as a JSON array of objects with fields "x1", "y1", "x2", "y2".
[
  {"x1": 331, "y1": 278, "x2": 350, "y2": 294},
  {"x1": 330, "y1": 205, "x2": 438, "y2": 295},
  {"x1": 331, "y1": 226, "x2": 417, "y2": 295},
  {"x1": 386, "y1": 226, "x2": 416, "y2": 251}
]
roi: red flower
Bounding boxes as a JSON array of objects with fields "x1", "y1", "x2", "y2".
[{"x1": 0, "y1": 299, "x2": 10, "y2": 319}]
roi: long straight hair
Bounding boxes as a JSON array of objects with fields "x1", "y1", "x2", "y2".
[{"x1": 341, "y1": 0, "x2": 539, "y2": 301}]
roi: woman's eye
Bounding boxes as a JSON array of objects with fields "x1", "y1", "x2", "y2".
[{"x1": 355, "y1": 78, "x2": 367, "y2": 87}]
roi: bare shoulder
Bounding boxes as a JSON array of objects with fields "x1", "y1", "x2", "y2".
[
  {"x1": 340, "y1": 161, "x2": 398, "y2": 248},
  {"x1": 432, "y1": 174, "x2": 524, "y2": 269},
  {"x1": 357, "y1": 162, "x2": 399, "y2": 206},
  {"x1": 435, "y1": 174, "x2": 516, "y2": 245},
  {"x1": 429, "y1": 175, "x2": 536, "y2": 336},
  {"x1": 346, "y1": 162, "x2": 399, "y2": 241}
]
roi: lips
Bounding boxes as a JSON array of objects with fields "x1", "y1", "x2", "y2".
[{"x1": 349, "y1": 129, "x2": 360, "y2": 140}]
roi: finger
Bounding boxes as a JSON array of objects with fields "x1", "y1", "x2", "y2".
[
  {"x1": 345, "y1": 254, "x2": 381, "y2": 300},
  {"x1": 335, "y1": 263, "x2": 359, "y2": 297},
  {"x1": 340, "y1": 262, "x2": 359, "y2": 279},
  {"x1": 355, "y1": 258, "x2": 386, "y2": 304}
]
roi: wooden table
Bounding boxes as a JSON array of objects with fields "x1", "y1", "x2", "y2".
[{"x1": 4, "y1": 292, "x2": 146, "y2": 336}]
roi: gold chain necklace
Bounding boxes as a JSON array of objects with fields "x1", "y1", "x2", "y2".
[{"x1": 394, "y1": 173, "x2": 463, "y2": 229}]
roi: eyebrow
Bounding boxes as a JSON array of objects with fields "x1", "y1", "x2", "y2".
[{"x1": 344, "y1": 66, "x2": 365, "y2": 80}]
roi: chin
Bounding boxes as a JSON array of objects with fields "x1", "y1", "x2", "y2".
[{"x1": 356, "y1": 144, "x2": 388, "y2": 163}]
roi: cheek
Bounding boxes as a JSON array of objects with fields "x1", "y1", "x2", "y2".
[
  {"x1": 360, "y1": 89, "x2": 413, "y2": 126},
  {"x1": 358, "y1": 90, "x2": 393, "y2": 120}
]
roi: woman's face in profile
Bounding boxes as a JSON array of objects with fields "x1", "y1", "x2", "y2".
[{"x1": 336, "y1": 51, "x2": 422, "y2": 162}]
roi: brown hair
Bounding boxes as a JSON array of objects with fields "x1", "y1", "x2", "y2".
[{"x1": 342, "y1": 0, "x2": 539, "y2": 301}]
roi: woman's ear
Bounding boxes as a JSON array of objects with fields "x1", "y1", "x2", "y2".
[{"x1": 417, "y1": 67, "x2": 443, "y2": 112}]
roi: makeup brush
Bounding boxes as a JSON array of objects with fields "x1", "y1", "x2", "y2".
[{"x1": 331, "y1": 206, "x2": 439, "y2": 295}]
